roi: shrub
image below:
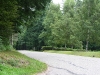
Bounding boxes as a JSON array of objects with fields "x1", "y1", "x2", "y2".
[
  {"x1": 66, "y1": 48, "x2": 84, "y2": 51},
  {"x1": 66, "y1": 48, "x2": 73, "y2": 51},
  {"x1": 53, "y1": 47, "x2": 66, "y2": 51},
  {"x1": 41, "y1": 46, "x2": 53, "y2": 50},
  {"x1": 0, "y1": 37, "x2": 14, "y2": 51},
  {"x1": 5, "y1": 45, "x2": 14, "y2": 51}
]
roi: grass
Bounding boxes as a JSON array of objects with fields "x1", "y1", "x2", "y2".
[
  {"x1": 44, "y1": 50, "x2": 100, "y2": 58},
  {"x1": 0, "y1": 50, "x2": 47, "y2": 75}
]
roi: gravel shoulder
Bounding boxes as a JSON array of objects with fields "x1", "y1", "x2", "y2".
[{"x1": 18, "y1": 50, "x2": 100, "y2": 75}]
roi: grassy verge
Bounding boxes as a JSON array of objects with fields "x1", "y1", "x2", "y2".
[
  {"x1": 0, "y1": 50, "x2": 47, "y2": 75},
  {"x1": 44, "y1": 50, "x2": 100, "y2": 58}
]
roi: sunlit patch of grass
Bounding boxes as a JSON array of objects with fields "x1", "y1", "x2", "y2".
[
  {"x1": 44, "y1": 50, "x2": 100, "y2": 58},
  {"x1": 0, "y1": 50, "x2": 47, "y2": 75}
]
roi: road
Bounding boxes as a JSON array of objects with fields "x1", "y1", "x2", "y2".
[{"x1": 19, "y1": 50, "x2": 100, "y2": 75}]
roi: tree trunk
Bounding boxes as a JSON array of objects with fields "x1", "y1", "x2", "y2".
[
  {"x1": 9, "y1": 33, "x2": 13, "y2": 46},
  {"x1": 86, "y1": 1, "x2": 90, "y2": 51},
  {"x1": 11, "y1": 34, "x2": 13, "y2": 46},
  {"x1": 71, "y1": 46, "x2": 73, "y2": 49},
  {"x1": 65, "y1": 43, "x2": 67, "y2": 49},
  {"x1": 86, "y1": 40, "x2": 89, "y2": 51},
  {"x1": 86, "y1": 30, "x2": 89, "y2": 51}
]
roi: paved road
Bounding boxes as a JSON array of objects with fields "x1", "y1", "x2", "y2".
[{"x1": 19, "y1": 50, "x2": 100, "y2": 75}]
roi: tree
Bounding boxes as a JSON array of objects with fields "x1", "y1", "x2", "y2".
[
  {"x1": 15, "y1": 0, "x2": 100, "y2": 51},
  {"x1": 40, "y1": 1, "x2": 83, "y2": 49},
  {"x1": 39, "y1": 3, "x2": 62, "y2": 46},
  {"x1": 0, "y1": 0, "x2": 18, "y2": 45},
  {"x1": 0, "y1": 0, "x2": 51, "y2": 50},
  {"x1": 79, "y1": 0, "x2": 100, "y2": 50},
  {"x1": 17, "y1": 0, "x2": 51, "y2": 27},
  {"x1": 15, "y1": 0, "x2": 52, "y2": 50},
  {"x1": 59, "y1": 0, "x2": 82, "y2": 48},
  {"x1": 16, "y1": 11, "x2": 45, "y2": 50}
]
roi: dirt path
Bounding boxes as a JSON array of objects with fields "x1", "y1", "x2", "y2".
[{"x1": 19, "y1": 50, "x2": 100, "y2": 75}]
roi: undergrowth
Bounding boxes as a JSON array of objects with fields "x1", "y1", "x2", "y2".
[{"x1": 0, "y1": 50, "x2": 47, "y2": 75}]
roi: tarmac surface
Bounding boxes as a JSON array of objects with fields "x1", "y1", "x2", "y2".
[{"x1": 19, "y1": 50, "x2": 100, "y2": 75}]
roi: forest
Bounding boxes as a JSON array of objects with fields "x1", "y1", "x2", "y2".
[{"x1": 0, "y1": 0, "x2": 100, "y2": 51}]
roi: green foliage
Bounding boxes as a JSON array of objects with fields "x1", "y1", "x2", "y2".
[
  {"x1": 0, "y1": 37, "x2": 14, "y2": 51},
  {"x1": 0, "y1": 0, "x2": 18, "y2": 45},
  {"x1": 40, "y1": 3, "x2": 62, "y2": 46},
  {"x1": 0, "y1": 38, "x2": 6, "y2": 51},
  {"x1": 0, "y1": 0, "x2": 51, "y2": 50},
  {"x1": 5, "y1": 45, "x2": 14, "y2": 51},
  {"x1": 14, "y1": 0, "x2": 52, "y2": 50},
  {"x1": 40, "y1": 0, "x2": 83, "y2": 49},
  {"x1": 0, "y1": 51, "x2": 47, "y2": 75},
  {"x1": 7, "y1": 59, "x2": 19, "y2": 67},
  {"x1": 17, "y1": 0, "x2": 51, "y2": 16},
  {"x1": 16, "y1": 11, "x2": 45, "y2": 50},
  {"x1": 15, "y1": 0, "x2": 100, "y2": 51},
  {"x1": 78, "y1": 0, "x2": 100, "y2": 50},
  {"x1": 17, "y1": 0, "x2": 51, "y2": 28},
  {"x1": 41, "y1": 46, "x2": 53, "y2": 50}
]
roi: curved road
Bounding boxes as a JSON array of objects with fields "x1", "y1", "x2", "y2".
[{"x1": 19, "y1": 50, "x2": 100, "y2": 75}]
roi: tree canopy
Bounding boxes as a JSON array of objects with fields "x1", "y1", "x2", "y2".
[
  {"x1": 1, "y1": 0, "x2": 100, "y2": 51},
  {"x1": 0, "y1": 0, "x2": 18, "y2": 45},
  {"x1": 0, "y1": 0, "x2": 51, "y2": 50}
]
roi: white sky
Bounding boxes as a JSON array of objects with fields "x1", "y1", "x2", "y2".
[
  {"x1": 52, "y1": 0, "x2": 63, "y2": 4},
  {"x1": 52, "y1": 0, "x2": 64, "y2": 10}
]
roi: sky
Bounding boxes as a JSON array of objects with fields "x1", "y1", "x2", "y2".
[
  {"x1": 52, "y1": 0, "x2": 63, "y2": 4},
  {"x1": 52, "y1": 0, "x2": 64, "y2": 9}
]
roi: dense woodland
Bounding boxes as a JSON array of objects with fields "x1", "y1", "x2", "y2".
[
  {"x1": 0, "y1": 0, "x2": 100, "y2": 51},
  {"x1": 0, "y1": 0, "x2": 51, "y2": 50}
]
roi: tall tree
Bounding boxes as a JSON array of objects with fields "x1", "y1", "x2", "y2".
[
  {"x1": 0, "y1": 0, "x2": 18, "y2": 45},
  {"x1": 39, "y1": 3, "x2": 62, "y2": 46},
  {"x1": 17, "y1": 0, "x2": 51, "y2": 27},
  {"x1": 79, "y1": 0, "x2": 100, "y2": 50},
  {"x1": 59, "y1": 0, "x2": 82, "y2": 48},
  {"x1": 16, "y1": 11, "x2": 45, "y2": 50}
]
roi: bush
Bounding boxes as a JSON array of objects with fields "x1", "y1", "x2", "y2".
[
  {"x1": 5, "y1": 45, "x2": 14, "y2": 51},
  {"x1": 54, "y1": 47, "x2": 84, "y2": 51},
  {"x1": 53, "y1": 47, "x2": 66, "y2": 51},
  {"x1": 0, "y1": 37, "x2": 14, "y2": 51},
  {"x1": 66, "y1": 48, "x2": 84, "y2": 51},
  {"x1": 66, "y1": 48, "x2": 73, "y2": 51},
  {"x1": 41, "y1": 46, "x2": 53, "y2": 50}
]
